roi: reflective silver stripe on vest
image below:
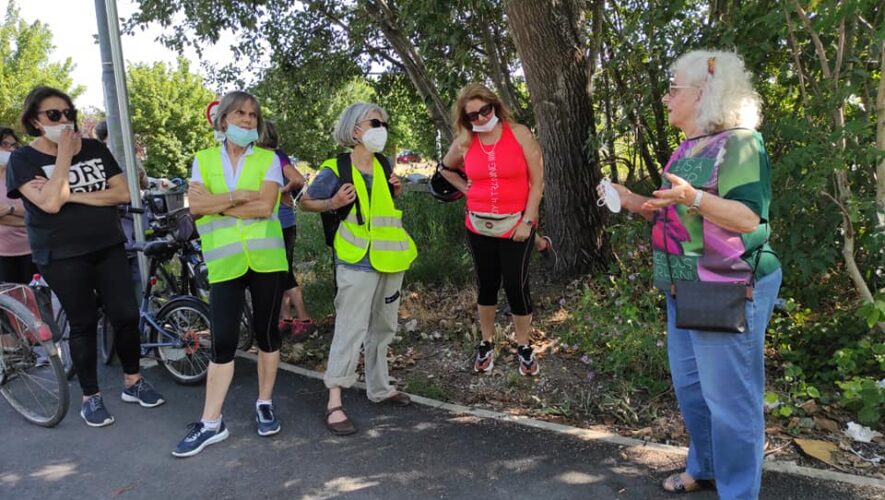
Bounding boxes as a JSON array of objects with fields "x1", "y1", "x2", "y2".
[
  {"x1": 245, "y1": 238, "x2": 285, "y2": 252},
  {"x1": 344, "y1": 213, "x2": 360, "y2": 224},
  {"x1": 197, "y1": 217, "x2": 238, "y2": 234},
  {"x1": 371, "y1": 216, "x2": 402, "y2": 228},
  {"x1": 372, "y1": 239, "x2": 409, "y2": 252},
  {"x1": 203, "y1": 241, "x2": 245, "y2": 262},
  {"x1": 337, "y1": 224, "x2": 369, "y2": 247},
  {"x1": 242, "y1": 213, "x2": 280, "y2": 226}
]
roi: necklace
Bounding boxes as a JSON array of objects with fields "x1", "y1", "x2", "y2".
[{"x1": 477, "y1": 133, "x2": 499, "y2": 159}]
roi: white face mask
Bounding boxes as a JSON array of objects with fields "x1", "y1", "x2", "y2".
[
  {"x1": 472, "y1": 113, "x2": 499, "y2": 133},
  {"x1": 0, "y1": 151, "x2": 10, "y2": 166},
  {"x1": 361, "y1": 127, "x2": 388, "y2": 153},
  {"x1": 42, "y1": 123, "x2": 74, "y2": 143}
]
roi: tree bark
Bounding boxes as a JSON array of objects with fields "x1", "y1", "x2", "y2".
[
  {"x1": 504, "y1": 0, "x2": 608, "y2": 274},
  {"x1": 876, "y1": 40, "x2": 885, "y2": 238},
  {"x1": 362, "y1": 0, "x2": 453, "y2": 144}
]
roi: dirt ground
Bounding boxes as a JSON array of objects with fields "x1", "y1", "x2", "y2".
[{"x1": 278, "y1": 270, "x2": 884, "y2": 482}]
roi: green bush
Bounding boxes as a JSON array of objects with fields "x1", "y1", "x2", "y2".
[{"x1": 562, "y1": 218, "x2": 670, "y2": 395}]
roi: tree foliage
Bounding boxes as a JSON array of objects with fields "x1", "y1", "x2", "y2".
[
  {"x1": 0, "y1": 2, "x2": 83, "y2": 133},
  {"x1": 126, "y1": 57, "x2": 217, "y2": 178}
]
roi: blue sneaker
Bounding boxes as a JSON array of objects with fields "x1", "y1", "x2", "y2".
[
  {"x1": 121, "y1": 378, "x2": 165, "y2": 408},
  {"x1": 172, "y1": 421, "x2": 229, "y2": 458},
  {"x1": 256, "y1": 404, "x2": 280, "y2": 437},
  {"x1": 80, "y1": 394, "x2": 115, "y2": 427}
]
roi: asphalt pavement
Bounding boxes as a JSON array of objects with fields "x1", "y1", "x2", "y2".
[{"x1": 1, "y1": 357, "x2": 882, "y2": 499}]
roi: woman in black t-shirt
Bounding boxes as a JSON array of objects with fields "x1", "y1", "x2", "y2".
[{"x1": 6, "y1": 86, "x2": 165, "y2": 428}]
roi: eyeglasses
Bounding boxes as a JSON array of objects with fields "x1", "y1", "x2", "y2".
[
  {"x1": 37, "y1": 108, "x2": 77, "y2": 123},
  {"x1": 0, "y1": 140, "x2": 19, "y2": 150},
  {"x1": 361, "y1": 118, "x2": 389, "y2": 129},
  {"x1": 465, "y1": 103, "x2": 494, "y2": 122},
  {"x1": 667, "y1": 83, "x2": 697, "y2": 97}
]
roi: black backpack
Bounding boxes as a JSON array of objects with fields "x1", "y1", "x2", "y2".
[{"x1": 320, "y1": 152, "x2": 395, "y2": 247}]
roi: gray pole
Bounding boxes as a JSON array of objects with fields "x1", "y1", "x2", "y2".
[
  {"x1": 94, "y1": 0, "x2": 124, "y2": 163},
  {"x1": 96, "y1": 0, "x2": 147, "y2": 280}
]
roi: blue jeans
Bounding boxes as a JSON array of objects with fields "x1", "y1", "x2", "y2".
[{"x1": 666, "y1": 268, "x2": 782, "y2": 500}]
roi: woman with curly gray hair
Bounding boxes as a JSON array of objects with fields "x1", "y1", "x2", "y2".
[{"x1": 604, "y1": 50, "x2": 781, "y2": 498}]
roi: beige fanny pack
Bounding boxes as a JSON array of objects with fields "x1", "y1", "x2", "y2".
[{"x1": 468, "y1": 211, "x2": 522, "y2": 237}]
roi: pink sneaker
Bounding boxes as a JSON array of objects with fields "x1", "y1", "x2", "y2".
[{"x1": 290, "y1": 319, "x2": 317, "y2": 342}]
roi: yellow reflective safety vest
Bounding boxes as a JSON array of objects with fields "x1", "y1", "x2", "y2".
[
  {"x1": 323, "y1": 156, "x2": 417, "y2": 273},
  {"x1": 194, "y1": 146, "x2": 287, "y2": 284}
]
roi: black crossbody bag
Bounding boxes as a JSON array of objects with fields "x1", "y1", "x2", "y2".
[{"x1": 663, "y1": 210, "x2": 765, "y2": 334}]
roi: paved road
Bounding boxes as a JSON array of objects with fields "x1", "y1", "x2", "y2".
[{"x1": 1, "y1": 358, "x2": 881, "y2": 499}]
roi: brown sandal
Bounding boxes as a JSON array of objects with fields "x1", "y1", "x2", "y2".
[
  {"x1": 379, "y1": 392, "x2": 412, "y2": 407},
  {"x1": 325, "y1": 406, "x2": 357, "y2": 436},
  {"x1": 662, "y1": 473, "x2": 714, "y2": 494}
]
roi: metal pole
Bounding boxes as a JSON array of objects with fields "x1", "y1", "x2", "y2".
[
  {"x1": 100, "y1": 0, "x2": 147, "y2": 280},
  {"x1": 94, "y1": 0, "x2": 124, "y2": 164}
]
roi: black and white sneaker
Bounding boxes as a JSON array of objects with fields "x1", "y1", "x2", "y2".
[
  {"x1": 517, "y1": 345, "x2": 540, "y2": 376},
  {"x1": 473, "y1": 341, "x2": 494, "y2": 373},
  {"x1": 256, "y1": 404, "x2": 281, "y2": 437},
  {"x1": 81, "y1": 394, "x2": 115, "y2": 427},
  {"x1": 121, "y1": 378, "x2": 166, "y2": 408}
]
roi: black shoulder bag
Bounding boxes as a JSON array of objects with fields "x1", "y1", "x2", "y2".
[{"x1": 663, "y1": 209, "x2": 764, "y2": 333}]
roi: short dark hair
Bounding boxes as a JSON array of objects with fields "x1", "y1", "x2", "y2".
[
  {"x1": 95, "y1": 120, "x2": 108, "y2": 142},
  {"x1": 21, "y1": 86, "x2": 79, "y2": 137},
  {"x1": 0, "y1": 127, "x2": 20, "y2": 145}
]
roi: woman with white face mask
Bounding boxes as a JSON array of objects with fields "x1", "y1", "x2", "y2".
[
  {"x1": 6, "y1": 86, "x2": 165, "y2": 428},
  {"x1": 441, "y1": 83, "x2": 546, "y2": 377},
  {"x1": 0, "y1": 127, "x2": 32, "y2": 284},
  {"x1": 299, "y1": 102, "x2": 417, "y2": 435}
]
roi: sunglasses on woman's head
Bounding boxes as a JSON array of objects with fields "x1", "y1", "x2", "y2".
[
  {"x1": 37, "y1": 108, "x2": 77, "y2": 122},
  {"x1": 362, "y1": 118, "x2": 389, "y2": 129},
  {"x1": 465, "y1": 103, "x2": 494, "y2": 122}
]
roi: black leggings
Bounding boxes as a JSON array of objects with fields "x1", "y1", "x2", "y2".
[
  {"x1": 0, "y1": 254, "x2": 37, "y2": 284},
  {"x1": 39, "y1": 244, "x2": 140, "y2": 396},
  {"x1": 282, "y1": 225, "x2": 299, "y2": 290},
  {"x1": 466, "y1": 229, "x2": 534, "y2": 316},
  {"x1": 209, "y1": 270, "x2": 286, "y2": 363}
]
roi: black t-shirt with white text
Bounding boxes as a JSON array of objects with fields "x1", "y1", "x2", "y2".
[{"x1": 6, "y1": 139, "x2": 126, "y2": 265}]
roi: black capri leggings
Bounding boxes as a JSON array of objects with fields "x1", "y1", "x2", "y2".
[
  {"x1": 282, "y1": 225, "x2": 298, "y2": 290},
  {"x1": 209, "y1": 270, "x2": 286, "y2": 363},
  {"x1": 39, "y1": 244, "x2": 140, "y2": 396},
  {"x1": 466, "y1": 229, "x2": 534, "y2": 316}
]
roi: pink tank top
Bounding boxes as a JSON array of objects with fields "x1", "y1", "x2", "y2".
[
  {"x1": 463, "y1": 122, "x2": 530, "y2": 236},
  {"x1": 0, "y1": 175, "x2": 30, "y2": 257}
]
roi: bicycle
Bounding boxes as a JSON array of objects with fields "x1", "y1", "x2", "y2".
[{"x1": 0, "y1": 284, "x2": 69, "y2": 427}]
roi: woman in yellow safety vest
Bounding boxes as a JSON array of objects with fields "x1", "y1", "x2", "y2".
[
  {"x1": 300, "y1": 102, "x2": 417, "y2": 435},
  {"x1": 173, "y1": 91, "x2": 288, "y2": 458}
]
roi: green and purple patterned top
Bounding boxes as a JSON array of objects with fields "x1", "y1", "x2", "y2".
[{"x1": 652, "y1": 128, "x2": 780, "y2": 290}]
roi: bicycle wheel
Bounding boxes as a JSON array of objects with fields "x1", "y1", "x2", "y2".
[
  {"x1": 238, "y1": 289, "x2": 253, "y2": 351},
  {"x1": 97, "y1": 310, "x2": 115, "y2": 365},
  {"x1": 0, "y1": 295, "x2": 70, "y2": 427},
  {"x1": 151, "y1": 296, "x2": 211, "y2": 385},
  {"x1": 53, "y1": 308, "x2": 75, "y2": 380}
]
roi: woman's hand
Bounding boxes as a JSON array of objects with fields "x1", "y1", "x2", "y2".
[
  {"x1": 330, "y1": 183, "x2": 356, "y2": 210},
  {"x1": 56, "y1": 128, "x2": 82, "y2": 159},
  {"x1": 389, "y1": 172, "x2": 403, "y2": 198},
  {"x1": 642, "y1": 172, "x2": 697, "y2": 211},
  {"x1": 511, "y1": 222, "x2": 532, "y2": 242},
  {"x1": 232, "y1": 189, "x2": 259, "y2": 205}
]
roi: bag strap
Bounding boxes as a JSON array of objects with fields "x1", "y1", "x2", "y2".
[{"x1": 335, "y1": 152, "x2": 363, "y2": 225}]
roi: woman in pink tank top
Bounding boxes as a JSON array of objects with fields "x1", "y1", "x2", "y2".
[
  {"x1": 0, "y1": 127, "x2": 33, "y2": 284},
  {"x1": 441, "y1": 83, "x2": 545, "y2": 377}
]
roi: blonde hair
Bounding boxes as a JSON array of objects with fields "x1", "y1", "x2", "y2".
[
  {"x1": 671, "y1": 50, "x2": 761, "y2": 133},
  {"x1": 451, "y1": 83, "x2": 513, "y2": 149}
]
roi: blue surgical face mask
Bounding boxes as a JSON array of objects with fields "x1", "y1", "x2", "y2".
[{"x1": 225, "y1": 123, "x2": 259, "y2": 147}]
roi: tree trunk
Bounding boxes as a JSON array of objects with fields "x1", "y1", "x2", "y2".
[
  {"x1": 480, "y1": 19, "x2": 522, "y2": 120},
  {"x1": 362, "y1": 0, "x2": 453, "y2": 144},
  {"x1": 877, "y1": 40, "x2": 885, "y2": 237},
  {"x1": 505, "y1": 0, "x2": 608, "y2": 275}
]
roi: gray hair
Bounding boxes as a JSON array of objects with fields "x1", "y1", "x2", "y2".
[
  {"x1": 258, "y1": 120, "x2": 279, "y2": 149},
  {"x1": 671, "y1": 50, "x2": 761, "y2": 133},
  {"x1": 332, "y1": 102, "x2": 389, "y2": 148},
  {"x1": 213, "y1": 91, "x2": 264, "y2": 133}
]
